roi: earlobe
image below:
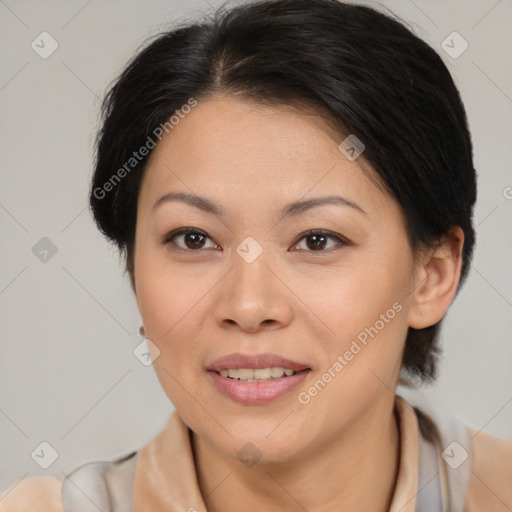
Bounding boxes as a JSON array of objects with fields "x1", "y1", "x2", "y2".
[{"x1": 408, "y1": 227, "x2": 465, "y2": 329}]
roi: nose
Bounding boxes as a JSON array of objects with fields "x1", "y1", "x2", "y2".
[{"x1": 214, "y1": 250, "x2": 294, "y2": 333}]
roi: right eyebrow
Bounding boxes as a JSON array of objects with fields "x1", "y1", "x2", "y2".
[{"x1": 151, "y1": 192, "x2": 366, "y2": 219}]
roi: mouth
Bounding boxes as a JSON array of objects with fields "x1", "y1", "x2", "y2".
[
  {"x1": 206, "y1": 353, "x2": 312, "y2": 405},
  {"x1": 207, "y1": 352, "x2": 310, "y2": 375},
  {"x1": 213, "y1": 366, "x2": 308, "y2": 382},
  {"x1": 206, "y1": 352, "x2": 310, "y2": 372}
]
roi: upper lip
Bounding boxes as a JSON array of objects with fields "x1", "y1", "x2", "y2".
[{"x1": 207, "y1": 352, "x2": 311, "y2": 372}]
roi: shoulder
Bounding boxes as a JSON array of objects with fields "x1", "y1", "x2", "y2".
[
  {"x1": 0, "y1": 475, "x2": 64, "y2": 512},
  {"x1": 396, "y1": 391, "x2": 512, "y2": 512},
  {"x1": 61, "y1": 451, "x2": 137, "y2": 511},
  {"x1": 0, "y1": 451, "x2": 138, "y2": 512},
  {"x1": 464, "y1": 426, "x2": 512, "y2": 512}
]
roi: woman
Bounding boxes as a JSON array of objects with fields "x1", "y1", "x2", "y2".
[{"x1": 1, "y1": 0, "x2": 511, "y2": 511}]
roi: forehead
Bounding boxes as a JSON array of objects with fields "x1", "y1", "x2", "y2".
[{"x1": 138, "y1": 94, "x2": 391, "y2": 216}]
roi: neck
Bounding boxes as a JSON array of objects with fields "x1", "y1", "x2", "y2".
[{"x1": 192, "y1": 393, "x2": 401, "y2": 512}]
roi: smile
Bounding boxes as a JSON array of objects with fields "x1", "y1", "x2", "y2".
[{"x1": 208, "y1": 368, "x2": 311, "y2": 405}]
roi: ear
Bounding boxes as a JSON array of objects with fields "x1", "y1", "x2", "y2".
[{"x1": 407, "y1": 226, "x2": 465, "y2": 329}]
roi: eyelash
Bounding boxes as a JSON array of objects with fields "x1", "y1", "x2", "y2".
[{"x1": 162, "y1": 228, "x2": 350, "y2": 254}]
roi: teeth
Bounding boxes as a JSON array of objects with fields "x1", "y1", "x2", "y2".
[
  {"x1": 218, "y1": 367, "x2": 297, "y2": 381},
  {"x1": 254, "y1": 368, "x2": 272, "y2": 379},
  {"x1": 271, "y1": 367, "x2": 285, "y2": 378},
  {"x1": 239, "y1": 368, "x2": 254, "y2": 380}
]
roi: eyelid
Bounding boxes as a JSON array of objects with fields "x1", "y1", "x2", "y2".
[
  {"x1": 162, "y1": 227, "x2": 350, "y2": 253},
  {"x1": 162, "y1": 227, "x2": 219, "y2": 251},
  {"x1": 291, "y1": 229, "x2": 350, "y2": 253}
]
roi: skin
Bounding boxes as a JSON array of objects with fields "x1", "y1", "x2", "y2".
[{"x1": 133, "y1": 93, "x2": 464, "y2": 512}]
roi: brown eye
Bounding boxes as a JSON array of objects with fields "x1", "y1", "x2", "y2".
[
  {"x1": 292, "y1": 230, "x2": 348, "y2": 252},
  {"x1": 163, "y1": 228, "x2": 218, "y2": 251}
]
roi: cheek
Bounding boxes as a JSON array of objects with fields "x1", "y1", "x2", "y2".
[
  {"x1": 300, "y1": 278, "x2": 408, "y2": 427},
  {"x1": 310, "y1": 245, "x2": 411, "y2": 379},
  {"x1": 134, "y1": 260, "x2": 205, "y2": 405},
  {"x1": 137, "y1": 282, "x2": 202, "y2": 356},
  {"x1": 134, "y1": 251, "x2": 218, "y2": 386},
  {"x1": 313, "y1": 260, "x2": 408, "y2": 337},
  {"x1": 135, "y1": 246, "x2": 200, "y2": 334}
]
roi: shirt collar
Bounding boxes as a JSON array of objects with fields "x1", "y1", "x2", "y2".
[{"x1": 131, "y1": 395, "x2": 420, "y2": 512}]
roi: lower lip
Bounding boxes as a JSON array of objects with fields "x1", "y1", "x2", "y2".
[{"x1": 207, "y1": 370, "x2": 311, "y2": 405}]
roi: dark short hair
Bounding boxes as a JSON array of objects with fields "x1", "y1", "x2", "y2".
[{"x1": 89, "y1": 0, "x2": 477, "y2": 387}]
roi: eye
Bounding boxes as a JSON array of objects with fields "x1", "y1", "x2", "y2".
[
  {"x1": 162, "y1": 228, "x2": 349, "y2": 254},
  {"x1": 163, "y1": 228, "x2": 219, "y2": 251},
  {"x1": 291, "y1": 230, "x2": 349, "y2": 253}
]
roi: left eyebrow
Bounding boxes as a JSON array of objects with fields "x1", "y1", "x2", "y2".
[
  {"x1": 152, "y1": 192, "x2": 225, "y2": 216},
  {"x1": 151, "y1": 192, "x2": 366, "y2": 218},
  {"x1": 279, "y1": 195, "x2": 366, "y2": 220}
]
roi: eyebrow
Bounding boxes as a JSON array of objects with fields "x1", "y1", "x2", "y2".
[{"x1": 152, "y1": 192, "x2": 366, "y2": 219}]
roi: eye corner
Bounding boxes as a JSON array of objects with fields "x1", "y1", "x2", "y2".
[{"x1": 291, "y1": 229, "x2": 351, "y2": 254}]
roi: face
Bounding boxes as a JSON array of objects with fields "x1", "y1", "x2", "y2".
[{"x1": 134, "y1": 93, "x2": 418, "y2": 465}]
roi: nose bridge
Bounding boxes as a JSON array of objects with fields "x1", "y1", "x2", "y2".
[
  {"x1": 234, "y1": 246, "x2": 272, "y2": 294},
  {"x1": 215, "y1": 239, "x2": 292, "y2": 330},
  {"x1": 230, "y1": 241, "x2": 276, "y2": 306}
]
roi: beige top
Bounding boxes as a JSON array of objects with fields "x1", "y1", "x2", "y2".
[{"x1": 1, "y1": 394, "x2": 511, "y2": 511}]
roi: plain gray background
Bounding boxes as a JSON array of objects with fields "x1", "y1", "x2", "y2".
[{"x1": 1, "y1": 0, "x2": 511, "y2": 491}]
